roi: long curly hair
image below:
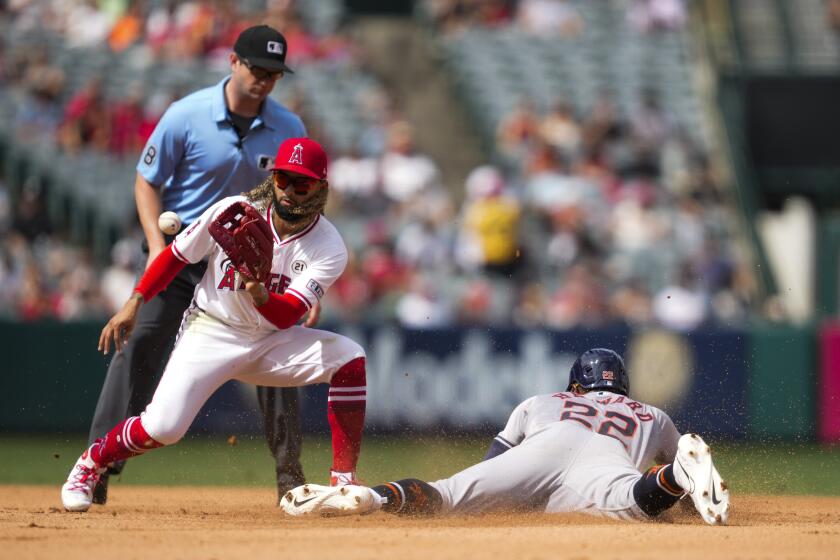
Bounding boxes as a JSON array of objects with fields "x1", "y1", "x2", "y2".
[{"x1": 244, "y1": 175, "x2": 275, "y2": 212}]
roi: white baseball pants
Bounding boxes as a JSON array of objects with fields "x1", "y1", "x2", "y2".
[{"x1": 140, "y1": 310, "x2": 365, "y2": 444}]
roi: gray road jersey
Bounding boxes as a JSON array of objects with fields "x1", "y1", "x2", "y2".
[
  {"x1": 496, "y1": 391, "x2": 680, "y2": 470},
  {"x1": 430, "y1": 391, "x2": 682, "y2": 519}
]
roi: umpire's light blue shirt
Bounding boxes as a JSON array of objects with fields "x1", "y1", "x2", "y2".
[{"x1": 137, "y1": 77, "x2": 306, "y2": 224}]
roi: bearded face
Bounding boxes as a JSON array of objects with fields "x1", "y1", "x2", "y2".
[{"x1": 271, "y1": 171, "x2": 329, "y2": 224}]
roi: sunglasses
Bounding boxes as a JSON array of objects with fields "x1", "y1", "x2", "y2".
[
  {"x1": 239, "y1": 57, "x2": 284, "y2": 81},
  {"x1": 273, "y1": 171, "x2": 322, "y2": 190}
]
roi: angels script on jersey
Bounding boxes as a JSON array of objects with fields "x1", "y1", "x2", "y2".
[{"x1": 216, "y1": 264, "x2": 292, "y2": 294}]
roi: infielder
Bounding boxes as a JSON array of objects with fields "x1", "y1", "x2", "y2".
[
  {"x1": 281, "y1": 348, "x2": 730, "y2": 526},
  {"x1": 88, "y1": 25, "x2": 308, "y2": 504},
  {"x1": 62, "y1": 138, "x2": 367, "y2": 512}
]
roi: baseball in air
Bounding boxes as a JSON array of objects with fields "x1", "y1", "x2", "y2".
[{"x1": 158, "y1": 211, "x2": 182, "y2": 235}]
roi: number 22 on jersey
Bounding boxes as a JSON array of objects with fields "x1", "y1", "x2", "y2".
[{"x1": 558, "y1": 397, "x2": 638, "y2": 448}]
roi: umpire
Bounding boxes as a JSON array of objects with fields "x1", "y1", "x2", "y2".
[{"x1": 88, "y1": 25, "x2": 308, "y2": 504}]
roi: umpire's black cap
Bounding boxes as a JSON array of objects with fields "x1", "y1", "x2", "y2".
[{"x1": 234, "y1": 25, "x2": 294, "y2": 74}]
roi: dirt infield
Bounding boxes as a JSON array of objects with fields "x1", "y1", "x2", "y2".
[{"x1": 2, "y1": 486, "x2": 839, "y2": 560}]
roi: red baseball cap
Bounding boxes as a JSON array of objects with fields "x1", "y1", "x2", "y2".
[{"x1": 272, "y1": 138, "x2": 328, "y2": 180}]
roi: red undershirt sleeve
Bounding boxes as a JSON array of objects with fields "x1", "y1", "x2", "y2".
[
  {"x1": 255, "y1": 292, "x2": 309, "y2": 329},
  {"x1": 133, "y1": 244, "x2": 187, "y2": 302}
]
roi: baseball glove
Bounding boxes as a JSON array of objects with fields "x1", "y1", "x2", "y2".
[{"x1": 208, "y1": 201, "x2": 274, "y2": 283}]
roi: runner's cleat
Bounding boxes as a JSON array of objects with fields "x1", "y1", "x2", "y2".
[
  {"x1": 280, "y1": 484, "x2": 383, "y2": 517},
  {"x1": 673, "y1": 433, "x2": 730, "y2": 525}
]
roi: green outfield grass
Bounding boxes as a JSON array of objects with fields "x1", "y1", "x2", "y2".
[{"x1": 3, "y1": 435, "x2": 840, "y2": 495}]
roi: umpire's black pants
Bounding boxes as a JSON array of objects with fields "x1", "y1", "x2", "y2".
[{"x1": 87, "y1": 259, "x2": 305, "y2": 494}]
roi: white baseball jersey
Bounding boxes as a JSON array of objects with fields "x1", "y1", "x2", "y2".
[
  {"x1": 171, "y1": 195, "x2": 347, "y2": 334},
  {"x1": 431, "y1": 391, "x2": 682, "y2": 521},
  {"x1": 138, "y1": 195, "x2": 365, "y2": 445}
]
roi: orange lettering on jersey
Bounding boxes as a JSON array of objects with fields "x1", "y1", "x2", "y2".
[{"x1": 623, "y1": 400, "x2": 653, "y2": 422}]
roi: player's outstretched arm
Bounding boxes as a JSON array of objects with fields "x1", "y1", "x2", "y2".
[
  {"x1": 482, "y1": 397, "x2": 531, "y2": 460},
  {"x1": 483, "y1": 437, "x2": 514, "y2": 461},
  {"x1": 98, "y1": 244, "x2": 187, "y2": 355},
  {"x1": 98, "y1": 293, "x2": 143, "y2": 354}
]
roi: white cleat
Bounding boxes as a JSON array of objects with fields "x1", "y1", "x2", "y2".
[
  {"x1": 280, "y1": 484, "x2": 383, "y2": 517},
  {"x1": 61, "y1": 447, "x2": 106, "y2": 512},
  {"x1": 673, "y1": 433, "x2": 730, "y2": 525}
]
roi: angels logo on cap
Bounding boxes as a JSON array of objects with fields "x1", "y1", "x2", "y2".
[
  {"x1": 273, "y1": 138, "x2": 328, "y2": 180},
  {"x1": 289, "y1": 143, "x2": 304, "y2": 165}
]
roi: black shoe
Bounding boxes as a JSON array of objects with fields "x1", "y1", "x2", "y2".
[{"x1": 92, "y1": 473, "x2": 109, "y2": 505}]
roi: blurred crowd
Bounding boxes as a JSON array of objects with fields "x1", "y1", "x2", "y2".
[
  {"x1": 424, "y1": 0, "x2": 686, "y2": 36},
  {"x1": 323, "y1": 91, "x2": 753, "y2": 330},
  {"x1": 0, "y1": 176, "x2": 139, "y2": 321},
  {"x1": 2, "y1": 0, "x2": 359, "y2": 156},
  {"x1": 1, "y1": 0, "x2": 755, "y2": 330},
  {"x1": 318, "y1": 0, "x2": 750, "y2": 331}
]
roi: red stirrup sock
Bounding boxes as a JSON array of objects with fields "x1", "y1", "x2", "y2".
[
  {"x1": 89, "y1": 416, "x2": 164, "y2": 468},
  {"x1": 327, "y1": 357, "x2": 366, "y2": 483}
]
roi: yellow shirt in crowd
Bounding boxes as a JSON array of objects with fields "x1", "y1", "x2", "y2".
[{"x1": 464, "y1": 197, "x2": 521, "y2": 265}]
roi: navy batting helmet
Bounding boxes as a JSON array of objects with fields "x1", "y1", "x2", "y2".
[{"x1": 567, "y1": 348, "x2": 629, "y2": 396}]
